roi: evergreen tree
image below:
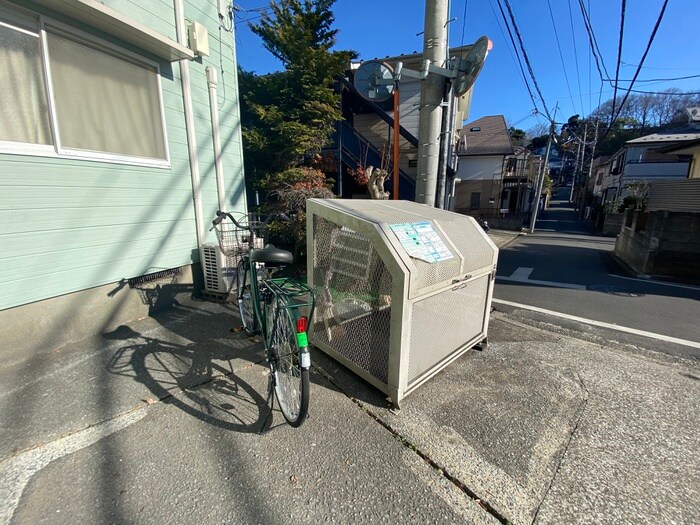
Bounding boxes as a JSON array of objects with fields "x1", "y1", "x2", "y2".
[{"x1": 241, "y1": 0, "x2": 357, "y2": 176}]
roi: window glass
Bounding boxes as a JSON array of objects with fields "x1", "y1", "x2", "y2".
[
  {"x1": 0, "y1": 17, "x2": 52, "y2": 144},
  {"x1": 47, "y1": 30, "x2": 166, "y2": 160}
]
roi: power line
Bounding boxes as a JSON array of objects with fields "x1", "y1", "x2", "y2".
[
  {"x1": 611, "y1": 0, "x2": 670, "y2": 121},
  {"x1": 547, "y1": 0, "x2": 578, "y2": 116},
  {"x1": 500, "y1": 0, "x2": 553, "y2": 121},
  {"x1": 604, "y1": 73, "x2": 700, "y2": 83},
  {"x1": 609, "y1": 0, "x2": 626, "y2": 122},
  {"x1": 577, "y1": 0, "x2": 608, "y2": 82},
  {"x1": 459, "y1": 0, "x2": 469, "y2": 48},
  {"x1": 624, "y1": 87, "x2": 700, "y2": 96},
  {"x1": 566, "y1": 0, "x2": 586, "y2": 116},
  {"x1": 621, "y1": 61, "x2": 696, "y2": 71},
  {"x1": 577, "y1": 0, "x2": 611, "y2": 112},
  {"x1": 489, "y1": 0, "x2": 541, "y2": 116},
  {"x1": 602, "y1": 0, "x2": 671, "y2": 141}
]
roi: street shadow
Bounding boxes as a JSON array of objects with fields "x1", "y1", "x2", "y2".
[
  {"x1": 499, "y1": 242, "x2": 700, "y2": 301},
  {"x1": 103, "y1": 306, "x2": 275, "y2": 434}
]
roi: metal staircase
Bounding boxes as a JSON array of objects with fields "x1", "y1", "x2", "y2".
[{"x1": 336, "y1": 120, "x2": 415, "y2": 200}]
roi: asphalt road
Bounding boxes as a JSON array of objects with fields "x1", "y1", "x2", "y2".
[{"x1": 493, "y1": 188, "x2": 700, "y2": 349}]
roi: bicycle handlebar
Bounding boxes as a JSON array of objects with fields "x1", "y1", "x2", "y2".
[
  {"x1": 210, "y1": 210, "x2": 292, "y2": 231},
  {"x1": 210, "y1": 210, "x2": 244, "y2": 230}
]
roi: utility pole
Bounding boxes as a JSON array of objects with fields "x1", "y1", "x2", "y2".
[
  {"x1": 570, "y1": 122, "x2": 588, "y2": 204},
  {"x1": 579, "y1": 119, "x2": 599, "y2": 219},
  {"x1": 569, "y1": 135, "x2": 582, "y2": 203},
  {"x1": 416, "y1": 0, "x2": 449, "y2": 206},
  {"x1": 529, "y1": 121, "x2": 555, "y2": 234}
]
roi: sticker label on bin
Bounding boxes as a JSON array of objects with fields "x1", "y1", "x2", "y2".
[{"x1": 389, "y1": 221, "x2": 454, "y2": 263}]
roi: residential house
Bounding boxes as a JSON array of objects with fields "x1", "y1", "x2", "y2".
[
  {"x1": 615, "y1": 178, "x2": 700, "y2": 280},
  {"x1": 657, "y1": 138, "x2": 700, "y2": 179},
  {"x1": 600, "y1": 109, "x2": 700, "y2": 204},
  {"x1": 334, "y1": 45, "x2": 477, "y2": 201},
  {"x1": 0, "y1": 0, "x2": 248, "y2": 354},
  {"x1": 501, "y1": 146, "x2": 541, "y2": 216},
  {"x1": 453, "y1": 115, "x2": 515, "y2": 217},
  {"x1": 591, "y1": 156, "x2": 611, "y2": 197}
]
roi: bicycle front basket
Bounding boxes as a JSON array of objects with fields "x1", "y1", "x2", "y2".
[{"x1": 214, "y1": 214, "x2": 269, "y2": 256}]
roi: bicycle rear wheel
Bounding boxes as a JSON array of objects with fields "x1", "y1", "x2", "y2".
[
  {"x1": 269, "y1": 302, "x2": 309, "y2": 427},
  {"x1": 236, "y1": 260, "x2": 256, "y2": 335}
]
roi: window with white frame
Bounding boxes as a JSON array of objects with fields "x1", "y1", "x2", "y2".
[{"x1": 0, "y1": 2, "x2": 169, "y2": 166}]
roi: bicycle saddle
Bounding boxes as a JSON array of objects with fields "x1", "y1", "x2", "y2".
[{"x1": 250, "y1": 244, "x2": 294, "y2": 265}]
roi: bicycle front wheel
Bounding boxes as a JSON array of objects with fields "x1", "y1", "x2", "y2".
[
  {"x1": 236, "y1": 260, "x2": 256, "y2": 335},
  {"x1": 269, "y1": 303, "x2": 309, "y2": 427}
]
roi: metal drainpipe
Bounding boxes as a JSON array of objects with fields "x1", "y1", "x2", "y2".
[
  {"x1": 174, "y1": 0, "x2": 205, "y2": 246},
  {"x1": 436, "y1": 80, "x2": 454, "y2": 209},
  {"x1": 206, "y1": 66, "x2": 226, "y2": 211}
]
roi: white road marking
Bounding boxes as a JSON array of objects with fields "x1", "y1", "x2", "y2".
[
  {"x1": 0, "y1": 409, "x2": 147, "y2": 524},
  {"x1": 608, "y1": 274, "x2": 700, "y2": 292},
  {"x1": 493, "y1": 298, "x2": 700, "y2": 349},
  {"x1": 497, "y1": 267, "x2": 587, "y2": 290},
  {"x1": 511, "y1": 267, "x2": 534, "y2": 279}
]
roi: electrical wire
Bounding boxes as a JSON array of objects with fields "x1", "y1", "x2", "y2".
[
  {"x1": 547, "y1": 0, "x2": 578, "y2": 116},
  {"x1": 459, "y1": 0, "x2": 468, "y2": 49},
  {"x1": 604, "y1": 73, "x2": 700, "y2": 83},
  {"x1": 499, "y1": 0, "x2": 553, "y2": 121},
  {"x1": 587, "y1": 0, "x2": 592, "y2": 115},
  {"x1": 577, "y1": 0, "x2": 610, "y2": 112},
  {"x1": 577, "y1": 0, "x2": 607, "y2": 82},
  {"x1": 489, "y1": 0, "x2": 541, "y2": 116},
  {"x1": 610, "y1": 0, "x2": 626, "y2": 123},
  {"x1": 623, "y1": 87, "x2": 700, "y2": 96},
  {"x1": 600, "y1": 0, "x2": 671, "y2": 142}
]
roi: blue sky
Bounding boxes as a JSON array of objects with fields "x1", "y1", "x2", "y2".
[{"x1": 232, "y1": 0, "x2": 699, "y2": 132}]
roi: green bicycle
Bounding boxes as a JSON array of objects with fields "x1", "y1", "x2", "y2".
[{"x1": 211, "y1": 211, "x2": 315, "y2": 427}]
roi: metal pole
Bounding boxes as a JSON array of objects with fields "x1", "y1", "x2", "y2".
[
  {"x1": 579, "y1": 120, "x2": 598, "y2": 219},
  {"x1": 436, "y1": 81, "x2": 453, "y2": 209},
  {"x1": 569, "y1": 138, "x2": 581, "y2": 203},
  {"x1": 416, "y1": 0, "x2": 449, "y2": 206},
  {"x1": 576, "y1": 123, "x2": 588, "y2": 208},
  {"x1": 206, "y1": 67, "x2": 226, "y2": 211},
  {"x1": 393, "y1": 86, "x2": 400, "y2": 200},
  {"x1": 528, "y1": 123, "x2": 554, "y2": 234}
]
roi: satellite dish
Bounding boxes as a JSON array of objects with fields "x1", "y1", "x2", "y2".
[
  {"x1": 453, "y1": 36, "x2": 491, "y2": 97},
  {"x1": 353, "y1": 61, "x2": 394, "y2": 103}
]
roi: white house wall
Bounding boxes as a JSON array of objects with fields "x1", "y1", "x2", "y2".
[{"x1": 456, "y1": 156, "x2": 503, "y2": 181}]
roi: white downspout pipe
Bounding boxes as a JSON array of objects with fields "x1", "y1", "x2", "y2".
[
  {"x1": 174, "y1": 0, "x2": 205, "y2": 245},
  {"x1": 206, "y1": 66, "x2": 226, "y2": 211}
]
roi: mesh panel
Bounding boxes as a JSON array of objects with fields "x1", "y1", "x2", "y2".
[
  {"x1": 412, "y1": 257, "x2": 462, "y2": 290},
  {"x1": 312, "y1": 217, "x2": 393, "y2": 384},
  {"x1": 407, "y1": 274, "x2": 489, "y2": 385},
  {"x1": 438, "y1": 218, "x2": 496, "y2": 275}
]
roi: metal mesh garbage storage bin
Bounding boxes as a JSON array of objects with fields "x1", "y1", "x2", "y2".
[{"x1": 306, "y1": 199, "x2": 499, "y2": 407}]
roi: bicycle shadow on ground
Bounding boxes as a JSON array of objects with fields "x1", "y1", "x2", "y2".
[{"x1": 103, "y1": 303, "x2": 283, "y2": 434}]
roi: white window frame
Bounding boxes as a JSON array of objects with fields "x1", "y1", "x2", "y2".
[{"x1": 0, "y1": 4, "x2": 171, "y2": 168}]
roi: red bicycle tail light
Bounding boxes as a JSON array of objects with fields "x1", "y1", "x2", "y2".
[{"x1": 296, "y1": 316, "x2": 308, "y2": 334}]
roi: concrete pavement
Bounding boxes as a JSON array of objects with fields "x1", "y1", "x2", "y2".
[{"x1": 1, "y1": 230, "x2": 698, "y2": 524}]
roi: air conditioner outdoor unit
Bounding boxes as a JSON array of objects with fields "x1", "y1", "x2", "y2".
[{"x1": 201, "y1": 243, "x2": 238, "y2": 294}]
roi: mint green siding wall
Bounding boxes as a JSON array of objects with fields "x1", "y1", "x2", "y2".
[{"x1": 0, "y1": 0, "x2": 247, "y2": 310}]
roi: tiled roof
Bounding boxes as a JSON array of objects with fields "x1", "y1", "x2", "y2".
[{"x1": 458, "y1": 115, "x2": 514, "y2": 156}]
